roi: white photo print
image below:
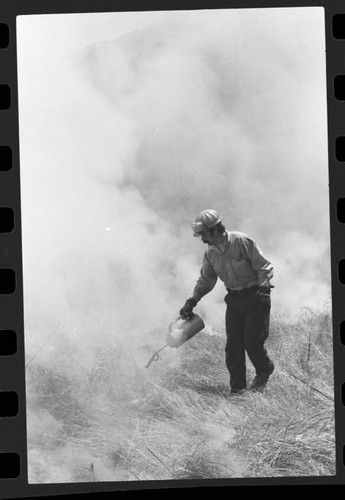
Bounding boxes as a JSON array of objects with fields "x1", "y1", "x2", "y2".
[{"x1": 16, "y1": 7, "x2": 334, "y2": 483}]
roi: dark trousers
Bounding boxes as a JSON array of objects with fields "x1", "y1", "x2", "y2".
[{"x1": 224, "y1": 291, "x2": 274, "y2": 391}]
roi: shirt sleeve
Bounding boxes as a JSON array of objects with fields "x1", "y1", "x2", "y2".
[
  {"x1": 191, "y1": 253, "x2": 218, "y2": 302},
  {"x1": 241, "y1": 235, "x2": 274, "y2": 287}
]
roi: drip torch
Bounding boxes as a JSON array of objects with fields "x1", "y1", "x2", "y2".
[{"x1": 145, "y1": 313, "x2": 205, "y2": 369}]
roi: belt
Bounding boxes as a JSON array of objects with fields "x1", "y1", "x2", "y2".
[{"x1": 226, "y1": 285, "x2": 259, "y2": 296}]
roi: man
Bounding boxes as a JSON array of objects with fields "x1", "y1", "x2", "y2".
[{"x1": 179, "y1": 209, "x2": 274, "y2": 395}]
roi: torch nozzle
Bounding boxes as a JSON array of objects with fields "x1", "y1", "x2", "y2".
[{"x1": 145, "y1": 344, "x2": 169, "y2": 369}]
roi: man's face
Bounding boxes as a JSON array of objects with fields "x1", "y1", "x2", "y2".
[{"x1": 200, "y1": 228, "x2": 218, "y2": 246}]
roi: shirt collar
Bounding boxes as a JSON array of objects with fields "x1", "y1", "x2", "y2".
[{"x1": 213, "y1": 231, "x2": 229, "y2": 252}]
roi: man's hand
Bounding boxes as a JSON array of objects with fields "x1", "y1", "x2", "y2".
[
  {"x1": 258, "y1": 286, "x2": 271, "y2": 297},
  {"x1": 179, "y1": 298, "x2": 197, "y2": 319}
]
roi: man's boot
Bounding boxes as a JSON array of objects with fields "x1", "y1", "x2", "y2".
[
  {"x1": 249, "y1": 373, "x2": 269, "y2": 392},
  {"x1": 229, "y1": 387, "x2": 246, "y2": 396},
  {"x1": 250, "y1": 362, "x2": 274, "y2": 392}
]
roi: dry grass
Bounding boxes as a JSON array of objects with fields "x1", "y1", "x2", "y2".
[{"x1": 26, "y1": 307, "x2": 336, "y2": 482}]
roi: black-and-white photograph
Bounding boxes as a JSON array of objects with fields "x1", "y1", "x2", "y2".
[{"x1": 16, "y1": 7, "x2": 335, "y2": 483}]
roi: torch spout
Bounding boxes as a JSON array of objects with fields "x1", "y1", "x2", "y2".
[{"x1": 145, "y1": 343, "x2": 169, "y2": 369}]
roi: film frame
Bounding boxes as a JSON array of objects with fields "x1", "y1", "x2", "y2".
[{"x1": 1, "y1": 0, "x2": 345, "y2": 496}]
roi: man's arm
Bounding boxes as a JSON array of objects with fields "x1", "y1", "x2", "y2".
[
  {"x1": 191, "y1": 253, "x2": 218, "y2": 302},
  {"x1": 180, "y1": 254, "x2": 218, "y2": 319}
]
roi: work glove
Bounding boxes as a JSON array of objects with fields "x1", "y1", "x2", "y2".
[
  {"x1": 179, "y1": 298, "x2": 197, "y2": 320},
  {"x1": 257, "y1": 286, "x2": 271, "y2": 297}
]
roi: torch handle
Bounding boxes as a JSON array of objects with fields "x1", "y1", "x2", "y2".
[{"x1": 168, "y1": 316, "x2": 183, "y2": 332}]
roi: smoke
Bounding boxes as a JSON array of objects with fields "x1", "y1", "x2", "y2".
[
  {"x1": 17, "y1": 8, "x2": 330, "y2": 482},
  {"x1": 68, "y1": 8, "x2": 329, "y2": 318},
  {"x1": 18, "y1": 6, "x2": 330, "y2": 355},
  {"x1": 19, "y1": 9, "x2": 329, "y2": 348}
]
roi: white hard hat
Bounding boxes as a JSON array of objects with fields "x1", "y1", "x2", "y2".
[{"x1": 191, "y1": 209, "x2": 223, "y2": 237}]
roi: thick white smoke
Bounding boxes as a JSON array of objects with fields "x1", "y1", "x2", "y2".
[{"x1": 17, "y1": 8, "x2": 330, "y2": 359}]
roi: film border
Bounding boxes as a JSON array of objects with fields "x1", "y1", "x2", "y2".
[{"x1": 0, "y1": 0, "x2": 344, "y2": 496}]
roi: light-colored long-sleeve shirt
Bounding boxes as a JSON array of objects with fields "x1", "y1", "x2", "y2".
[{"x1": 191, "y1": 231, "x2": 274, "y2": 302}]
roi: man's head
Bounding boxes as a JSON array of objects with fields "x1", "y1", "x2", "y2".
[{"x1": 191, "y1": 209, "x2": 226, "y2": 245}]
